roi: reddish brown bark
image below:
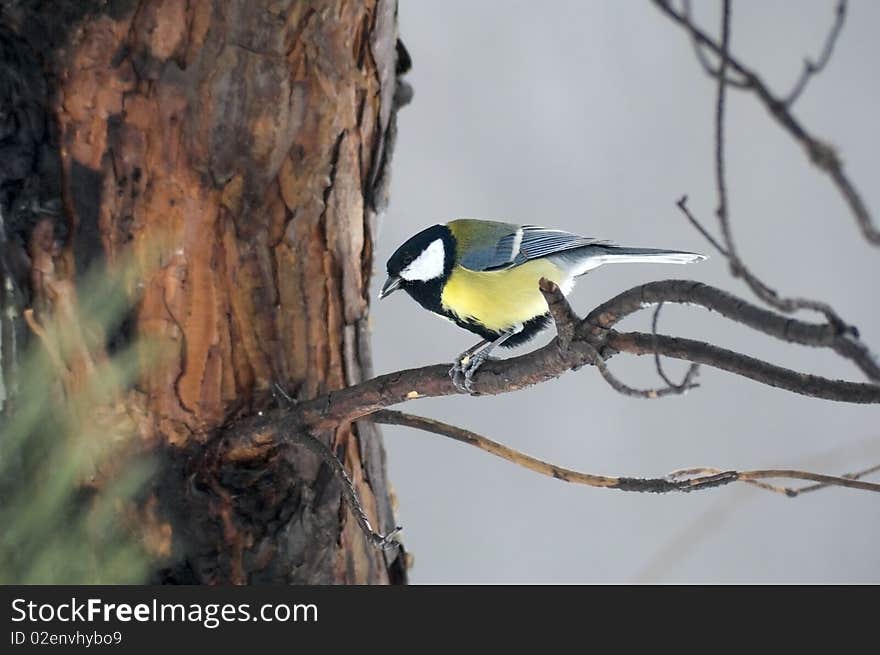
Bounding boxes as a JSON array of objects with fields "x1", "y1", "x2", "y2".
[{"x1": 2, "y1": 0, "x2": 406, "y2": 583}]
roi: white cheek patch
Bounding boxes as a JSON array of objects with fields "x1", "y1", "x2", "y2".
[{"x1": 400, "y1": 238, "x2": 445, "y2": 281}]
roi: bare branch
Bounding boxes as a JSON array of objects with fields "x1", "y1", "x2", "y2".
[
  {"x1": 224, "y1": 281, "x2": 879, "y2": 463},
  {"x1": 267, "y1": 385, "x2": 401, "y2": 551},
  {"x1": 586, "y1": 280, "x2": 880, "y2": 382},
  {"x1": 675, "y1": 197, "x2": 854, "y2": 336},
  {"x1": 679, "y1": 0, "x2": 848, "y2": 107},
  {"x1": 784, "y1": 0, "x2": 847, "y2": 106},
  {"x1": 610, "y1": 331, "x2": 880, "y2": 404},
  {"x1": 652, "y1": 0, "x2": 880, "y2": 245},
  {"x1": 652, "y1": 302, "x2": 701, "y2": 391},
  {"x1": 279, "y1": 280, "x2": 880, "y2": 428},
  {"x1": 588, "y1": 340, "x2": 697, "y2": 399},
  {"x1": 543, "y1": 278, "x2": 698, "y2": 398},
  {"x1": 636, "y1": 438, "x2": 880, "y2": 580},
  {"x1": 676, "y1": 194, "x2": 729, "y2": 256},
  {"x1": 371, "y1": 410, "x2": 880, "y2": 495},
  {"x1": 681, "y1": 0, "x2": 750, "y2": 88},
  {"x1": 219, "y1": 276, "x2": 880, "y2": 533},
  {"x1": 715, "y1": 0, "x2": 733, "y2": 254},
  {"x1": 539, "y1": 278, "x2": 579, "y2": 349},
  {"x1": 787, "y1": 462, "x2": 880, "y2": 496},
  {"x1": 373, "y1": 410, "x2": 620, "y2": 490},
  {"x1": 668, "y1": 464, "x2": 880, "y2": 496},
  {"x1": 704, "y1": 1, "x2": 855, "y2": 333},
  {"x1": 288, "y1": 429, "x2": 402, "y2": 551}
]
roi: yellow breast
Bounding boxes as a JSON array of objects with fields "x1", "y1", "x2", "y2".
[{"x1": 440, "y1": 259, "x2": 566, "y2": 332}]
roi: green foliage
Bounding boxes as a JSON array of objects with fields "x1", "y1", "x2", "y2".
[{"x1": 0, "y1": 264, "x2": 156, "y2": 584}]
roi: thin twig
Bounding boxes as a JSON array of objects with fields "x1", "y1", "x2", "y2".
[
  {"x1": 652, "y1": 302, "x2": 700, "y2": 391},
  {"x1": 586, "y1": 280, "x2": 880, "y2": 383},
  {"x1": 546, "y1": 278, "x2": 691, "y2": 398},
  {"x1": 784, "y1": 0, "x2": 847, "y2": 106},
  {"x1": 610, "y1": 330, "x2": 880, "y2": 403},
  {"x1": 293, "y1": 431, "x2": 402, "y2": 550},
  {"x1": 653, "y1": 0, "x2": 879, "y2": 245},
  {"x1": 675, "y1": 197, "x2": 854, "y2": 335},
  {"x1": 681, "y1": 0, "x2": 750, "y2": 88},
  {"x1": 637, "y1": 436, "x2": 880, "y2": 581},
  {"x1": 714, "y1": 0, "x2": 732, "y2": 250},
  {"x1": 667, "y1": 467, "x2": 794, "y2": 495},
  {"x1": 668, "y1": 463, "x2": 880, "y2": 496},
  {"x1": 680, "y1": 0, "x2": 848, "y2": 105},
  {"x1": 676, "y1": 195, "x2": 728, "y2": 256},
  {"x1": 588, "y1": 341, "x2": 695, "y2": 399},
  {"x1": 371, "y1": 410, "x2": 880, "y2": 495},
  {"x1": 667, "y1": 3, "x2": 877, "y2": 383},
  {"x1": 711, "y1": 1, "x2": 855, "y2": 334},
  {"x1": 271, "y1": 385, "x2": 400, "y2": 551},
  {"x1": 787, "y1": 462, "x2": 880, "y2": 496}
]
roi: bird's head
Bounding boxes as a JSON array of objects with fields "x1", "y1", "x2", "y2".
[{"x1": 380, "y1": 224, "x2": 454, "y2": 299}]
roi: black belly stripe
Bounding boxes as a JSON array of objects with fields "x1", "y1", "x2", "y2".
[
  {"x1": 402, "y1": 277, "x2": 552, "y2": 347},
  {"x1": 449, "y1": 312, "x2": 551, "y2": 346}
]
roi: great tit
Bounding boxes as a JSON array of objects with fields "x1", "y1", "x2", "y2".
[{"x1": 379, "y1": 219, "x2": 706, "y2": 391}]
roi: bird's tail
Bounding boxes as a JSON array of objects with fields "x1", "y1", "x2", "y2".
[{"x1": 592, "y1": 246, "x2": 707, "y2": 266}]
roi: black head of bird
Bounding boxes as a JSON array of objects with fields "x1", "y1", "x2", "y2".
[{"x1": 380, "y1": 219, "x2": 706, "y2": 392}]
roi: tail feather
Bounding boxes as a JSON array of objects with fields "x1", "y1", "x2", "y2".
[
  {"x1": 551, "y1": 245, "x2": 707, "y2": 277},
  {"x1": 594, "y1": 246, "x2": 707, "y2": 266}
]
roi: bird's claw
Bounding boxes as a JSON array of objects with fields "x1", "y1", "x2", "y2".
[
  {"x1": 449, "y1": 351, "x2": 488, "y2": 394},
  {"x1": 448, "y1": 358, "x2": 469, "y2": 393}
]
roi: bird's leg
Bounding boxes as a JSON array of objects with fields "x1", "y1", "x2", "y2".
[
  {"x1": 461, "y1": 330, "x2": 515, "y2": 391},
  {"x1": 449, "y1": 339, "x2": 488, "y2": 390},
  {"x1": 450, "y1": 326, "x2": 521, "y2": 394}
]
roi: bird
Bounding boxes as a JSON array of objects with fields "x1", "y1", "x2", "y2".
[{"x1": 379, "y1": 219, "x2": 707, "y2": 392}]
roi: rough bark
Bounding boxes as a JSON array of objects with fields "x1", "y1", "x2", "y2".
[{"x1": 1, "y1": 0, "x2": 406, "y2": 584}]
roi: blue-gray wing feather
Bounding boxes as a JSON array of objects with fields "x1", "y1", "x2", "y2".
[
  {"x1": 458, "y1": 223, "x2": 606, "y2": 271},
  {"x1": 456, "y1": 222, "x2": 520, "y2": 271},
  {"x1": 516, "y1": 226, "x2": 604, "y2": 262}
]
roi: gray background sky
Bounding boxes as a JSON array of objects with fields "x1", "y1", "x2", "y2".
[{"x1": 371, "y1": 0, "x2": 879, "y2": 583}]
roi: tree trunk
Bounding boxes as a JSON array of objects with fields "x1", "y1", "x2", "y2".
[{"x1": 0, "y1": 0, "x2": 407, "y2": 584}]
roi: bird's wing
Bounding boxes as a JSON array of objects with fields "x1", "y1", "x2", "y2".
[
  {"x1": 455, "y1": 221, "x2": 522, "y2": 271},
  {"x1": 457, "y1": 222, "x2": 606, "y2": 272},
  {"x1": 515, "y1": 226, "x2": 606, "y2": 263}
]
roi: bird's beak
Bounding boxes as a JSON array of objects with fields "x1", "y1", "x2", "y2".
[{"x1": 379, "y1": 275, "x2": 402, "y2": 299}]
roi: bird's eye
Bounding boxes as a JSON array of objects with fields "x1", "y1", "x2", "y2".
[{"x1": 403, "y1": 255, "x2": 413, "y2": 266}]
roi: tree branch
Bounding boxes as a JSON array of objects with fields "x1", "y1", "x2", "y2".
[
  {"x1": 681, "y1": 0, "x2": 750, "y2": 88},
  {"x1": 220, "y1": 276, "x2": 880, "y2": 552},
  {"x1": 676, "y1": 0, "x2": 857, "y2": 335},
  {"x1": 284, "y1": 280, "x2": 880, "y2": 430},
  {"x1": 668, "y1": 462, "x2": 880, "y2": 497},
  {"x1": 679, "y1": 0, "x2": 848, "y2": 107},
  {"x1": 221, "y1": 278, "x2": 879, "y2": 552},
  {"x1": 783, "y1": 0, "x2": 847, "y2": 106},
  {"x1": 608, "y1": 331, "x2": 880, "y2": 404},
  {"x1": 371, "y1": 410, "x2": 880, "y2": 495},
  {"x1": 652, "y1": 302, "x2": 701, "y2": 391},
  {"x1": 652, "y1": 0, "x2": 879, "y2": 245},
  {"x1": 545, "y1": 279, "x2": 699, "y2": 399},
  {"x1": 587, "y1": 340, "x2": 698, "y2": 400},
  {"x1": 286, "y1": 427, "x2": 402, "y2": 551},
  {"x1": 585, "y1": 279, "x2": 880, "y2": 382}
]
